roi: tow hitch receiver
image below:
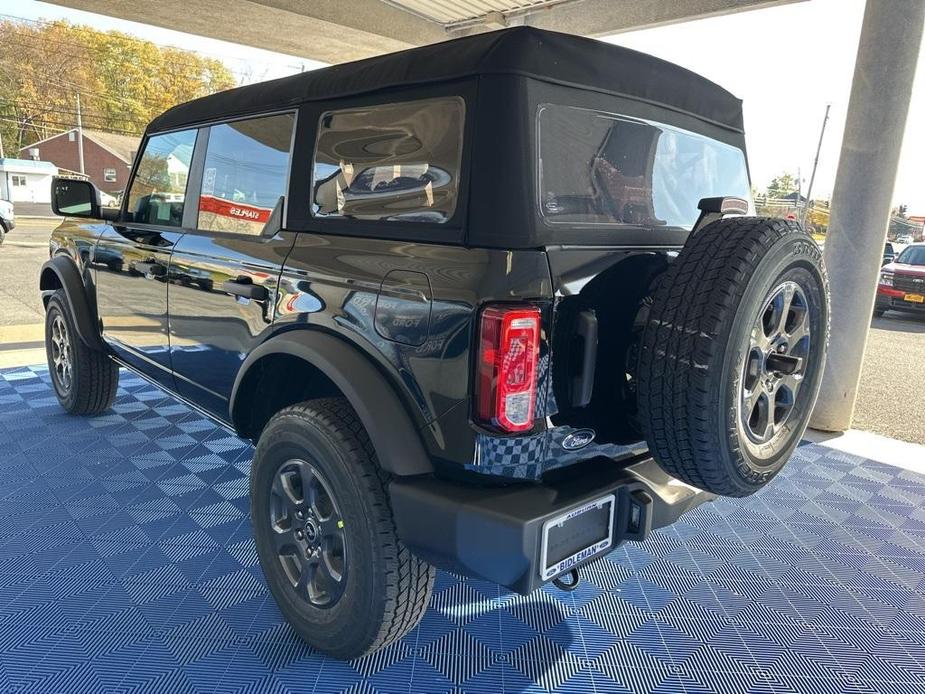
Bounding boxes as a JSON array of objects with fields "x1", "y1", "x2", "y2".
[{"x1": 553, "y1": 568, "x2": 581, "y2": 592}]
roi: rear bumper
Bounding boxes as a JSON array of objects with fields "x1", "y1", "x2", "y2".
[
  {"x1": 391, "y1": 458, "x2": 713, "y2": 594},
  {"x1": 876, "y1": 285, "x2": 925, "y2": 312}
]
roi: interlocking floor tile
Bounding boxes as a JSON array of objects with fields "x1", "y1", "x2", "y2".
[{"x1": 0, "y1": 365, "x2": 923, "y2": 693}]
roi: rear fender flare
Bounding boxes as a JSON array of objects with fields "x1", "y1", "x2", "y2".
[
  {"x1": 231, "y1": 330, "x2": 434, "y2": 477},
  {"x1": 39, "y1": 256, "x2": 104, "y2": 351}
]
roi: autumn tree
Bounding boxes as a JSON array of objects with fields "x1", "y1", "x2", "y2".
[{"x1": 0, "y1": 19, "x2": 234, "y2": 153}]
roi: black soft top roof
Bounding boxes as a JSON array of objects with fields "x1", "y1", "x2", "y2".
[{"x1": 148, "y1": 26, "x2": 743, "y2": 134}]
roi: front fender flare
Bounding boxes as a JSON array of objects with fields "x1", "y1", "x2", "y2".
[
  {"x1": 39, "y1": 256, "x2": 104, "y2": 351},
  {"x1": 230, "y1": 330, "x2": 434, "y2": 477}
]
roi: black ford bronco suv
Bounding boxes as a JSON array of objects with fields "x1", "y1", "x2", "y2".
[{"x1": 42, "y1": 28, "x2": 829, "y2": 659}]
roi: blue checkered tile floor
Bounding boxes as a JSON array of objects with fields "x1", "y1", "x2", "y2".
[{"x1": 1, "y1": 365, "x2": 924, "y2": 694}]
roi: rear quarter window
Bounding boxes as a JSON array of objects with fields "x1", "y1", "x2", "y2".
[
  {"x1": 310, "y1": 97, "x2": 464, "y2": 223},
  {"x1": 537, "y1": 104, "x2": 752, "y2": 231}
]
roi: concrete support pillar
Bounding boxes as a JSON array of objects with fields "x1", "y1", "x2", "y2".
[{"x1": 810, "y1": 0, "x2": 925, "y2": 432}]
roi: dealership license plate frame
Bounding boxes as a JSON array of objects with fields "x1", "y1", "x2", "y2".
[
  {"x1": 904, "y1": 293, "x2": 925, "y2": 304},
  {"x1": 539, "y1": 494, "x2": 615, "y2": 581}
]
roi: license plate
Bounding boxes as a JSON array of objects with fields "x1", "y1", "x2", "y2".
[
  {"x1": 540, "y1": 494, "x2": 615, "y2": 580},
  {"x1": 904, "y1": 293, "x2": 925, "y2": 304}
]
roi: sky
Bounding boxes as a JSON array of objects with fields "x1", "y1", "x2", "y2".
[{"x1": 5, "y1": 0, "x2": 924, "y2": 213}]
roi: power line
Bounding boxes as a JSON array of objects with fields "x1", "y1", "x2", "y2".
[
  {"x1": 2, "y1": 100, "x2": 147, "y2": 122},
  {"x1": 0, "y1": 116, "x2": 139, "y2": 138}
]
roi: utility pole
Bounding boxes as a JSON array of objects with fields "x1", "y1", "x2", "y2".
[
  {"x1": 801, "y1": 103, "x2": 832, "y2": 228},
  {"x1": 810, "y1": 0, "x2": 924, "y2": 432},
  {"x1": 76, "y1": 93, "x2": 85, "y2": 175}
]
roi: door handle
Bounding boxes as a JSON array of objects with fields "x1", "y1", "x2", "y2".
[
  {"x1": 134, "y1": 261, "x2": 165, "y2": 277},
  {"x1": 222, "y1": 279, "x2": 268, "y2": 301}
]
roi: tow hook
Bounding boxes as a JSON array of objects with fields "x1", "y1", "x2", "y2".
[{"x1": 552, "y1": 568, "x2": 581, "y2": 592}]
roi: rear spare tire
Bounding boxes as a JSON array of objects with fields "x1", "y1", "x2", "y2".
[{"x1": 637, "y1": 218, "x2": 829, "y2": 497}]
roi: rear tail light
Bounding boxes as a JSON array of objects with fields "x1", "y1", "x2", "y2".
[{"x1": 475, "y1": 304, "x2": 541, "y2": 433}]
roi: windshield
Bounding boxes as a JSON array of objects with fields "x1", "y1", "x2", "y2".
[
  {"x1": 897, "y1": 246, "x2": 925, "y2": 265},
  {"x1": 537, "y1": 104, "x2": 752, "y2": 230}
]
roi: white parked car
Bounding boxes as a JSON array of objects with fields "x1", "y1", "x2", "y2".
[{"x1": 0, "y1": 199, "x2": 14, "y2": 244}]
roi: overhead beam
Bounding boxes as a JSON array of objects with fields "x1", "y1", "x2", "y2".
[
  {"x1": 516, "y1": 0, "x2": 806, "y2": 37},
  {"x1": 46, "y1": 0, "x2": 444, "y2": 63},
  {"x1": 47, "y1": 0, "x2": 805, "y2": 63}
]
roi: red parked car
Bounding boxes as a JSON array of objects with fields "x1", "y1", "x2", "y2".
[{"x1": 876, "y1": 242, "x2": 925, "y2": 316}]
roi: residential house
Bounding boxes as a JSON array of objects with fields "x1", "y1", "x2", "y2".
[
  {"x1": 0, "y1": 159, "x2": 58, "y2": 204},
  {"x1": 19, "y1": 128, "x2": 139, "y2": 194}
]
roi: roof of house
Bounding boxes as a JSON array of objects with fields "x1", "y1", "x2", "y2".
[
  {"x1": 19, "y1": 128, "x2": 139, "y2": 164},
  {"x1": 84, "y1": 129, "x2": 138, "y2": 163},
  {"x1": 0, "y1": 158, "x2": 58, "y2": 174},
  {"x1": 148, "y1": 26, "x2": 744, "y2": 135}
]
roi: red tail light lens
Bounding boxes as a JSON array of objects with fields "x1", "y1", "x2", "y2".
[{"x1": 475, "y1": 304, "x2": 541, "y2": 433}]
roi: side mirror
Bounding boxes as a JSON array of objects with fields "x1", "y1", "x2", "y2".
[
  {"x1": 692, "y1": 196, "x2": 749, "y2": 233},
  {"x1": 51, "y1": 177, "x2": 119, "y2": 221}
]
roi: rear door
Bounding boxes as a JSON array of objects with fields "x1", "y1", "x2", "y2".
[
  {"x1": 94, "y1": 128, "x2": 198, "y2": 389},
  {"x1": 167, "y1": 112, "x2": 296, "y2": 419}
]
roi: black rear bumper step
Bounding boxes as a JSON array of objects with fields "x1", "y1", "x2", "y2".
[{"x1": 390, "y1": 458, "x2": 713, "y2": 594}]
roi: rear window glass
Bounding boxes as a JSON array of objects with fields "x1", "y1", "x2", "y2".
[
  {"x1": 538, "y1": 104, "x2": 751, "y2": 230},
  {"x1": 311, "y1": 97, "x2": 464, "y2": 223},
  {"x1": 198, "y1": 113, "x2": 294, "y2": 235}
]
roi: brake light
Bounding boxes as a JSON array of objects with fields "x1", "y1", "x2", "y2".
[{"x1": 475, "y1": 304, "x2": 541, "y2": 432}]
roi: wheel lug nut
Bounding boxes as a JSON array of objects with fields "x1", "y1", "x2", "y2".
[{"x1": 295, "y1": 529, "x2": 303, "y2": 540}]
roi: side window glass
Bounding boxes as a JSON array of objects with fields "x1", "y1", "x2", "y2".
[
  {"x1": 126, "y1": 130, "x2": 196, "y2": 227},
  {"x1": 198, "y1": 113, "x2": 295, "y2": 235},
  {"x1": 311, "y1": 97, "x2": 464, "y2": 223}
]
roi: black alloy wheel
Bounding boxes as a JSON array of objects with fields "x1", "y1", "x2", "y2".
[{"x1": 269, "y1": 458, "x2": 347, "y2": 608}]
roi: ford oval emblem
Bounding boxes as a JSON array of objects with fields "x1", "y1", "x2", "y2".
[{"x1": 562, "y1": 429, "x2": 595, "y2": 450}]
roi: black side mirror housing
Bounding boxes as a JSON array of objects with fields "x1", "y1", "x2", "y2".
[
  {"x1": 51, "y1": 177, "x2": 119, "y2": 221},
  {"x1": 692, "y1": 196, "x2": 750, "y2": 233}
]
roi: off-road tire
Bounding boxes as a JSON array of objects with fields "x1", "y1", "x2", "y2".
[
  {"x1": 637, "y1": 218, "x2": 829, "y2": 497},
  {"x1": 0, "y1": 220, "x2": 7, "y2": 244},
  {"x1": 45, "y1": 289, "x2": 119, "y2": 415},
  {"x1": 251, "y1": 397, "x2": 435, "y2": 659}
]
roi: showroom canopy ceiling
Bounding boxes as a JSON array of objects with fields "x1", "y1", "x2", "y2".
[{"x1": 47, "y1": 0, "x2": 804, "y2": 64}]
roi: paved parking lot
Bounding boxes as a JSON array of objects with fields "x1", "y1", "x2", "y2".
[
  {"x1": 3, "y1": 219, "x2": 924, "y2": 443},
  {"x1": 857, "y1": 313, "x2": 925, "y2": 444},
  {"x1": 0, "y1": 218, "x2": 49, "y2": 328}
]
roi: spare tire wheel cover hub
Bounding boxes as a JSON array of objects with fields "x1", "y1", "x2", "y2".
[{"x1": 738, "y1": 280, "x2": 811, "y2": 456}]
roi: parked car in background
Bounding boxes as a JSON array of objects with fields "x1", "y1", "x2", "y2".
[
  {"x1": 884, "y1": 242, "x2": 896, "y2": 266},
  {"x1": 876, "y1": 242, "x2": 925, "y2": 316},
  {"x1": 98, "y1": 190, "x2": 120, "y2": 208},
  {"x1": 896, "y1": 234, "x2": 915, "y2": 245},
  {"x1": 0, "y1": 199, "x2": 15, "y2": 244}
]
